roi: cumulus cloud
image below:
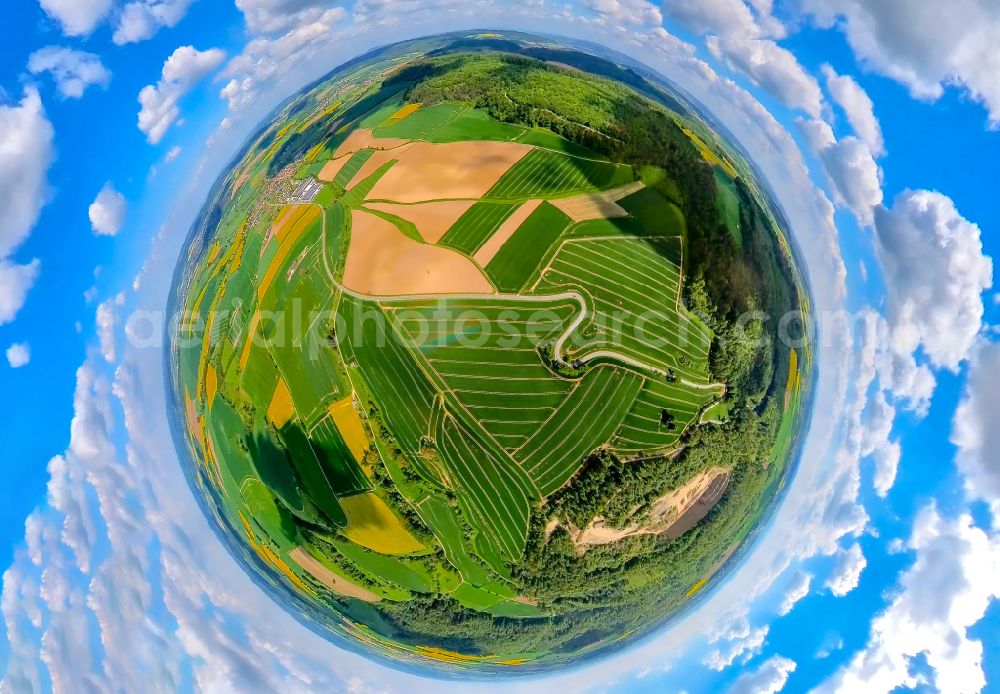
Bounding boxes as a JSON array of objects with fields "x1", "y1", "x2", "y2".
[
  {"x1": 707, "y1": 35, "x2": 823, "y2": 117},
  {"x1": 726, "y1": 655, "x2": 796, "y2": 694},
  {"x1": 819, "y1": 506, "x2": 1000, "y2": 694},
  {"x1": 37, "y1": 0, "x2": 112, "y2": 36},
  {"x1": 138, "y1": 46, "x2": 226, "y2": 144},
  {"x1": 88, "y1": 183, "x2": 127, "y2": 236},
  {"x1": 796, "y1": 117, "x2": 882, "y2": 227},
  {"x1": 951, "y1": 341, "x2": 1000, "y2": 524},
  {"x1": 704, "y1": 615, "x2": 769, "y2": 670},
  {"x1": 873, "y1": 190, "x2": 993, "y2": 410},
  {"x1": 663, "y1": 0, "x2": 784, "y2": 38},
  {"x1": 799, "y1": 0, "x2": 1000, "y2": 128},
  {"x1": 6, "y1": 342, "x2": 30, "y2": 368},
  {"x1": 0, "y1": 261, "x2": 41, "y2": 326},
  {"x1": 777, "y1": 571, "x2": 812, "y2": 616},
  {"x1": 95, "y1": 300, "x2": 117, "y2": 363},
  {"x1": 821, "y1": 64, "x2": 884, "y2": 156},
  {"x1": 113, "y1": 0, "x2": 196, "y2": 44},
  {"x1": 580, "y1": 0, "x2": 663, "y2": 27},
  {"x1": 0, "y1": 89, "x2": 54, "y2": 260},
  {"x1": 235, "y1": 0, "x2": 336, "y2": 35},
  {"x1": 164, "y1": 145, "x2": 182, "y2": 163},
  {"x1": 27, "y1": 47, "x2": 111, "y2": 99},
  {"x1": 826, "y1": 542, "x2": 866, "y2": 597},
  {"x1": 219, "y1": 8, "x2": 345, "y2": 111}
]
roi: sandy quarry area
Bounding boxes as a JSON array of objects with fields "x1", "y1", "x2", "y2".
[
  {"x1": 473, "y1": 199, "x2": 543, "y2": 265},
  {"x1": 343, "y1": 209, "x2": 494, "y2": 296},
  {"x1": 572, "y1": 466, "x2": 730, "y2": 550},
  {"x1": 290, "y1": 548, "x2": 380, "y2": 602},
  {"x1": 550, "y1": 181, "x2": 646, "y2": 222},
  {"x1": 366, "y1": 140, "x2": 533, "y2": 203},
  {"x1": 365, "y1": 200, "x2": 476, "y2": 243}
]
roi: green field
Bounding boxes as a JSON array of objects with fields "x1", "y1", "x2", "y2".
[
  {"x1": 439, "y1": 202, "x2": 519, "y2": 255},
  {"x1": 488, "y1": 149, "x2": 634, "y2": 200}
]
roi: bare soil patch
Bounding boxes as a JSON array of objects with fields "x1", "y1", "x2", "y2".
[
  {"x1": 290, "y1": 548, "x2": 381, "y2": 602},
  {"x1": 367, "y1": 140, "x2": 533, "y2": 203},
  {"x1": 550, "y1": 181, "x2": 646, "y2": 222},
  {"x1": 345, "y1": 145, "x2": 413, "y2": 191},
  {"x1": 473, "y1": 199, "x2": 543, "y2": 266},
  {"x1": 331, "y1": 128, "x2": 409, "y2": 159},
  {"x1": 343, "y1": 209, "x2": 494, "y2": 296},
  {"x1": 571, "y1": 467, "x2": 730, "y2": 551},
  {"x1": 365, "y1": 200, "x2": 475, "y2": 244}
]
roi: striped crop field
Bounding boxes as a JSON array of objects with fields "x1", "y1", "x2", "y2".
[
  {"x1": 485, "y1": 203, "x2": 574, "y2": 292},
  {"x1": 535, "y1": 236, "x2": 714, "y2": 382},
  {"x1": 515, "y1": 366, "x2": 643, "y2": 495},
  {"x1": 611, "y1": 377, "x2": 720, "y2": 456},
  {"x1": 337, "y1": 295, "x2": 437, "y2": 456},
  {"x1": 487, "y1": 149, "x2": 634, "y2": 200},
  {"x1": 436, "y1": 412, "x2": 537, "y2": 560},
  {"x1": 439, "y1": 202, "x2": 519, "y2": 255},
  {"x1": 385, "y1": 297, "x2": 578, "y2": 450}
]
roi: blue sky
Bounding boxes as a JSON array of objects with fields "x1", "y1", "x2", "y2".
[{"x1": 0, "y1": 1, "x2": 998, "y2": 692}]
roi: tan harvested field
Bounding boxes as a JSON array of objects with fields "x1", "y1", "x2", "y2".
[
  {"x1": 365, "y1": 200, "x2": 476, "y2": 243},
  {"x1": 331, "y1": 128, "x2": 409, "y2": 159},
  {"x1": 345, "y1": 145, "x2": 413, "y2": 190},
  {"x1": 473, "y1": 199, "x2": 543, "y2": 265},
  {"x1": 290, "y1": 548, "x2": 381, "y2": 602},
  {"x1": 550, "y1": 181, "x2": 646, "y2": 222},
  {"x1": 366, "y1": 140, "x2": 533, "y2": 203},
  {"x1": 573, "y1": 466, "x2": 730, "y2": 550},
  {"x1": 343, "y1": 210, "x2": 494, "y2": 296}
]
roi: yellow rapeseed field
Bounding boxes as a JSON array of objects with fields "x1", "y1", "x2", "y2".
[
  {"x1": 340, "y1": 493, "x2": 424, "y2": 554},
  {"x1": 267, "y1": 378, "x2": 295, "y2": 428}
]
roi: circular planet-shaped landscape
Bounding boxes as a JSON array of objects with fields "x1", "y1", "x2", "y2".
[{"x1": 168, "y1": 31, "x2": 813, "y2": 674}]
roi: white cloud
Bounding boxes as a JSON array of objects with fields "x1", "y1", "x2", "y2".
[
  {"x1": 236, "y1": 0, "x2": 336, "y2": 35},
  {"x1": 873, "y1": 190, "x2": 993, "y2": 410},
  {"x1": 580, "y1": 0, "x2": 663, "y2": 27},
  {"x1": 88, "y1": 183, "x2": 127, "y2": 236},
  {"x1": 726, "y1": 655, "x2": 796, "y2": 694},
  {"x1": 6, "y1": 342, "x2": 30, "y2": 368},
  {"x1": 37, "y1": 0, "x2": 112, "y2": 36},
  {"x1": 860, "y1": 389, "x2": 900, "y2": 497},
  {"x1": 95, "y1": 300, "x2": 117, "y2": 363},
  {"x1": 826, "y1": 543, "x2": 866, "y2": 597},
  {"x1": 821, "y1": 64, "x2": 884, "y2": 156},
  {"x1": 707, "y1": 35, "x2": 823, "y2": 117},
  {"x1": 27, "y1": 47, "x2": 111, "y2": 99},
  {"x1": 138, "y1": 46, "x2": 226, "y2": 144},
  {"x1": 819, "y1": 506, "x2": 1000, "y2": 694},
  {"x1": 113, "y1": 0, "x2": 196, "y2": 45},
  {"x1": 0, "y1": 89, "x2": 54, "y2": 260},
  {"x1": 799, "y1": 0, "x2": 1000, "y2": 128},
  {"x1": 220, "y1": 8, "x2": 346, "y2": 111},
  {"x1": 164, "y1": 145, "x2": 182, "y2": 163},
  {"x1": 796, "y1": 117, "x2": 882, "y2": 227},
  {"x1": 0, "y1": 260, "x2": 41, "y2": 327},
  {"x1": 662, "y1": 0, "x2": 784, "y2": 38},
  {"x1": 951, "y1": 341, "x2": 1000, "y2": 524},
  {"x1": 704, "y1": 615, "x2": 769, "y2": 670},
  {"x1": 777, "y1": 571, "x2": 812, "y2": 616}
]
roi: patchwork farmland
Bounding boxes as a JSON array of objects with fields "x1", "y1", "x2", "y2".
[{"x1": 171, "y1": 42, "x2": 810, "y2": 671}]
